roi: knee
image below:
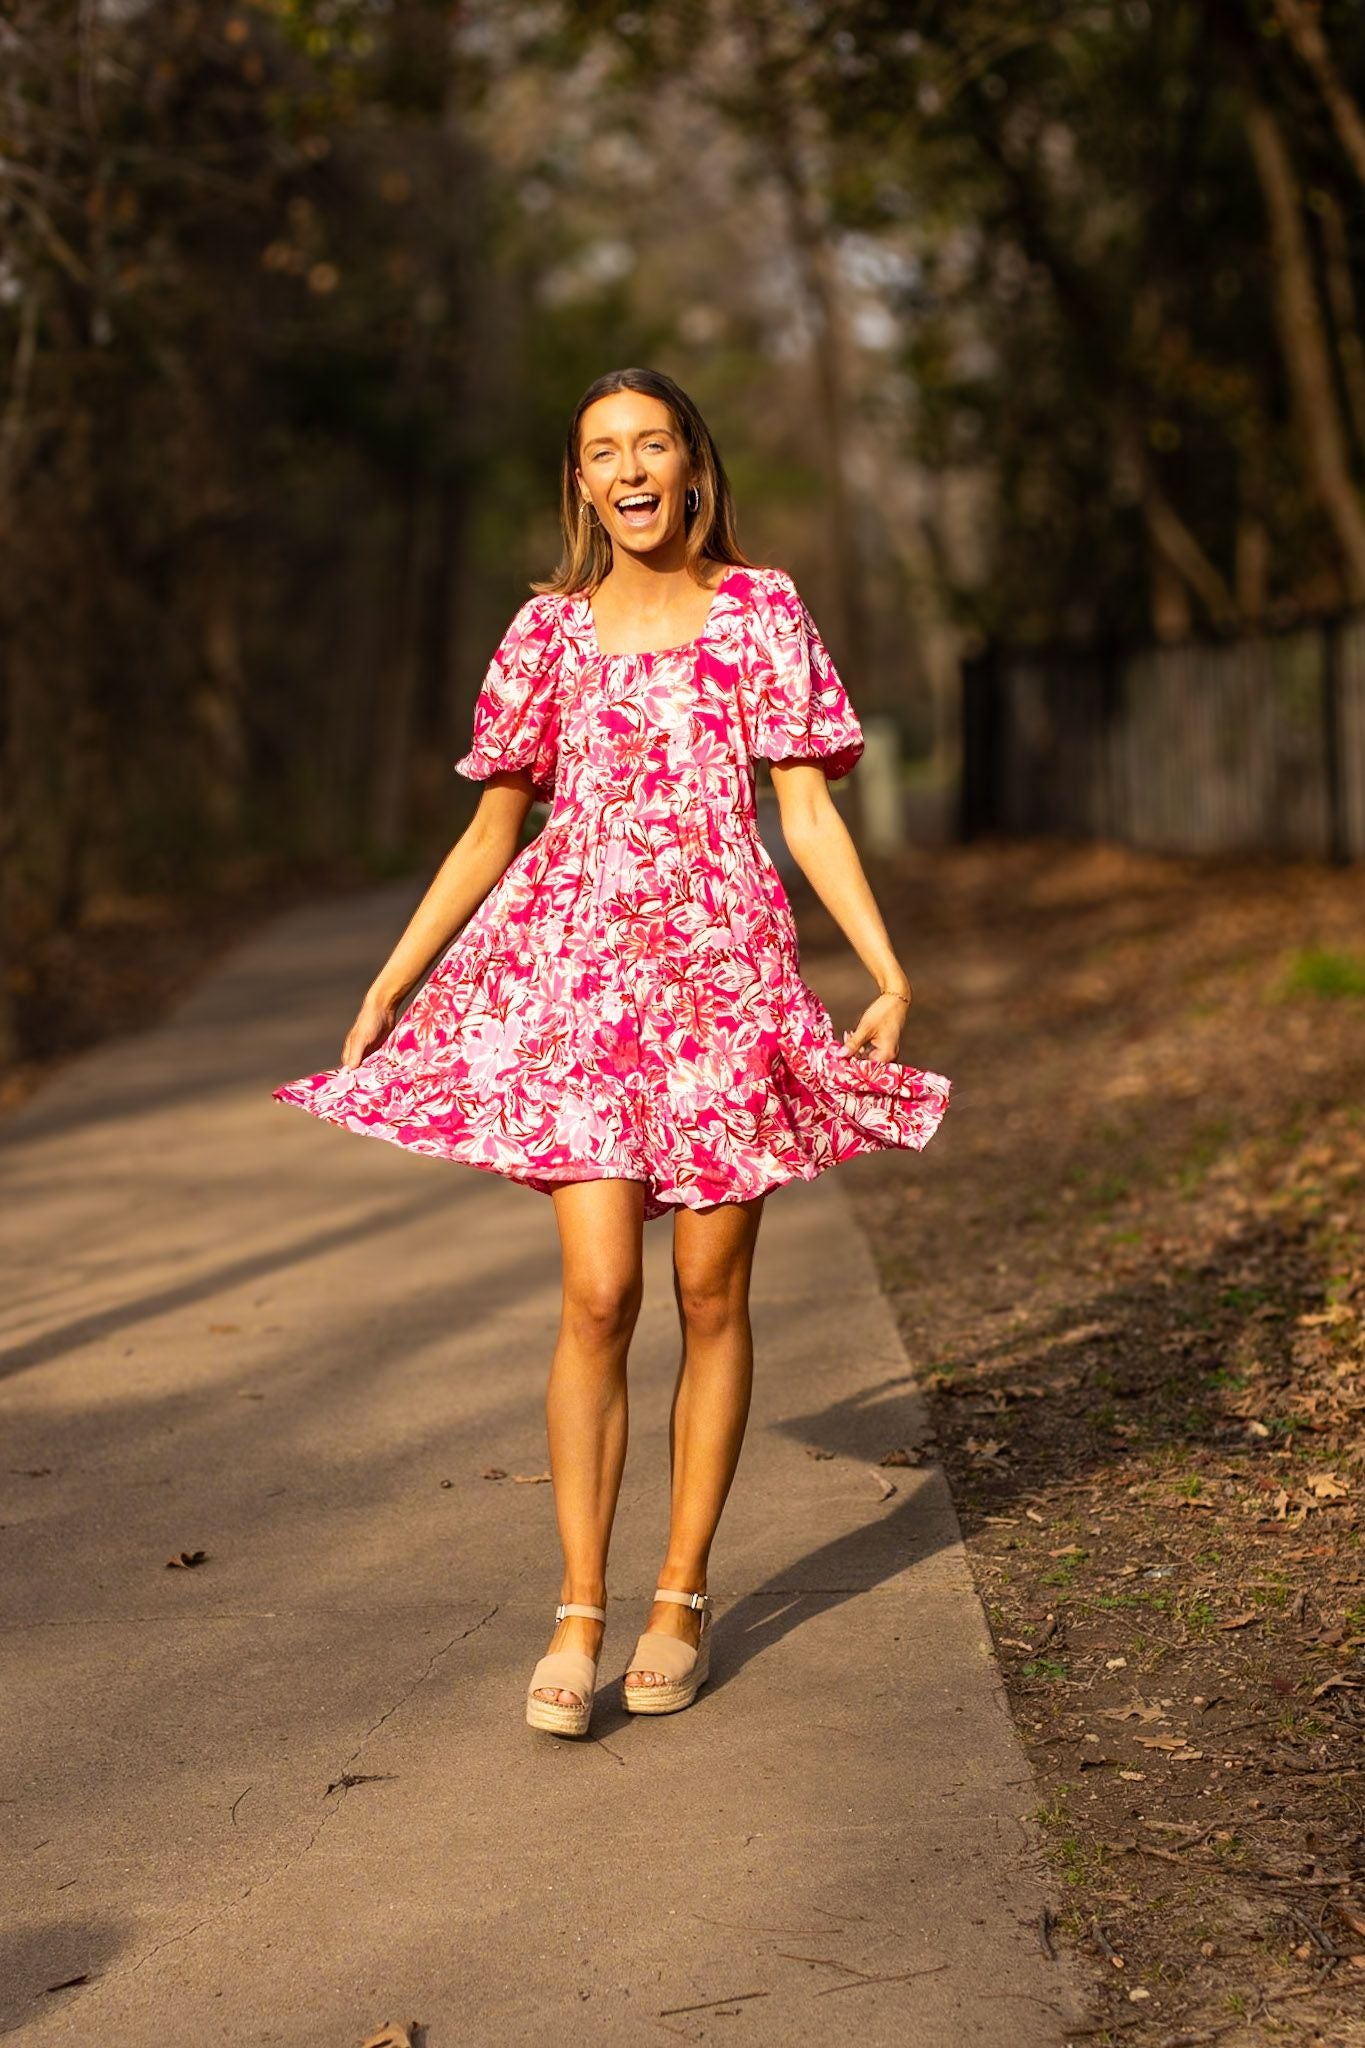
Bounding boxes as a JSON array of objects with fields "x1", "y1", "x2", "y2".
[
  {"x1": 562, "y1": 1275, "x2": 642, "y2": 1347},
  {"x1": 675, "y1": 1272, "x2": 746, "y2": 1342}
]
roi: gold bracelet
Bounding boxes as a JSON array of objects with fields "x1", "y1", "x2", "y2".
[{"x1": 878, "y1": 986, "x2": 911, "y2": 1003}]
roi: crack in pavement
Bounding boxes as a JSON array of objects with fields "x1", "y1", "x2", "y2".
[{"x1": 35, "y1": 1603, "x2": 500, "y2": 2016}]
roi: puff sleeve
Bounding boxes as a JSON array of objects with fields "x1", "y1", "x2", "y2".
[
  {"x1": 453, "y1": 594, "x2": 563, "y2": 804},
  {"x1": 739, "y1": 568, "x2": 864, "y2": 782}
]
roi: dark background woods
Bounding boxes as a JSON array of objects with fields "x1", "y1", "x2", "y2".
[{"x1": 5, "y1": 0, "x2": 1365, "y2": 1068}]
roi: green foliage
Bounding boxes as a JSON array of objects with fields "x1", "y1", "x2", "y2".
[{"x1": 1278, "y1": 947, "x2": 1365, "y2": 999}]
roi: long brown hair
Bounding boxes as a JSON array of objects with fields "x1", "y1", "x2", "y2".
[{"x1": 531, "y1": 367, "x2": 755, "y2": 596}]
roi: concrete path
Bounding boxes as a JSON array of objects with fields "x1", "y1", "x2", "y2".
[{"x1": 1, "y1": 880, "x2": 1090, "y2": 2046}]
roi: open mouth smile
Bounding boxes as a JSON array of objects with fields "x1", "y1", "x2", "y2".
[{"x1": 613, "y1": 493, "x2": 661, "y2": 527}]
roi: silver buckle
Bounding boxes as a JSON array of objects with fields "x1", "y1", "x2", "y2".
[
  {"x1": 689, "y1": 1591, "x2": 709, "y2": 1610},
  {"x1": 555, "y1": 1602, "x2": 568, "y2": 1621}
]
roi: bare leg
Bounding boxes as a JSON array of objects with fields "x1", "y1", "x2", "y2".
[
  {"x1": 532, "y1": 1177, "x2": 645, "y2": 1708},
  {"x1": 625, "y1": 1193, "x2": 765, "y2": 1691}
]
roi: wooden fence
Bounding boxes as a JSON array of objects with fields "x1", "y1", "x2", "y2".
[{"x1": 960, "y1": 609, "x2": 1365, "y2": 861}]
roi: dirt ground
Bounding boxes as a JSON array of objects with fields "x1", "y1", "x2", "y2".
[{"x1": 820, "y1": 838, "x2": 1365, "y2": 2048}]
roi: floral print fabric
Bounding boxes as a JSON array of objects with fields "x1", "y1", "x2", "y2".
[{"x1": 272, "y1": 565, "x2": 951, "y2": 1218}]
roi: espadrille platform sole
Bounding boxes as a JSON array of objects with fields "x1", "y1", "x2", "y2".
[
  {"x1": 621, "y1": 1588, "x2": 712, "y2": 1715},
  {"x1": 525, "y1": 1600, "x2": 605, "y2": 1738}
]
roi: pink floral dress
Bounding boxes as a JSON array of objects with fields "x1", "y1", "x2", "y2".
[{"x1": 272, "y1": 564, "x2": 951, "y2": 1219}]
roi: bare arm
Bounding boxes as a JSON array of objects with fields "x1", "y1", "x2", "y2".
[
  {"x1": 768, "y1": 761, "x2": 912, "y2": 1064},
  {"x1": 340, "y1": 773, "x2": 538, "y2": 1066}
]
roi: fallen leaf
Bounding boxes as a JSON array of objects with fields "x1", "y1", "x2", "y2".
[
  {"x1": 360, "y1": 2024, "x2": 419, "y2": 2048},
  {"x1": 1025, "y1": 1508, "x2": 1046, "y2": 1525},
  {"x1": 1310, "y1": 1674, "x2": 1364, "y2": 1701},
  {"x1": 510, "y1": 1471, "x2": 551, "y2": 1485},
  {"x1": 1098, "y1": 1699, "x2": 1167, "y2": 1725},
  {"x1": 1305, "y1": 1472, "x2": 1350, "y2": 1501},
  {"x1": 878, "y1": 1446, "x2": 919, "y2": 1466},
  {"x1": 166, "y1": 1550, "x2": 207, "y2": 1569},
  {"x1": 870, "y1": 1470, "x2": 897, "y2": 1501},
  {"x1": 1217, "y1": 1611, "x2": 1262, "y2": 1631},
  {"x1": 805, "y1": 1446, "x2": 835, "y2": 1461},
  {"x1": 965, "y1": 1436, "x2": 1007, "y2": 1461},
  {"x1": 1048, "y1": 1543, "x2": 1084, "y2": 1558},
  {"x1": 1118, "y1": 1771, "x2": 1145, "y2": 1781}
]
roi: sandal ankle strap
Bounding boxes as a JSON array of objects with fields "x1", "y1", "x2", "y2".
[
  {"x1": 652, "y1": 1587, "x2": 709, "y2": 1610},
  {"x1": 555, "y1": 1601, "x2": 606, "y2": 1622}
]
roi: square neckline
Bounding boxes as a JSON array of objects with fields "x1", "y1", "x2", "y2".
[{"x1": 580, "y1": 566, "x2": 741, "y2": 661}]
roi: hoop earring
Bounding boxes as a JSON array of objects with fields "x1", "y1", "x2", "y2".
[
  {"x1": 580, "y1": 499, "x2": 601, "y2": 526},
  {"x1": 685, "y1": 486, "x2": 700, "y2": 514}
]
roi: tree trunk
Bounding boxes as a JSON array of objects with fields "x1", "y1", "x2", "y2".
[
  {"x1": 1271, "y1": 0, "x2": 1365, "y2": 189},
  {"x1": 368, "y1": 486, "x2": 439, "y2": 858},
  {"x1": 743, "y1": 9, "x2": 873, "y2": 690},
  {"x1": 1241, "y1": 86, "x2": 1365, "y2": 602},
  {"x1": 1317, "y1": 188, "x2": 1365, "y2": 464}
]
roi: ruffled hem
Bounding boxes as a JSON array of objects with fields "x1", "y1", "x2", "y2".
[{"x1": 271, "y1": 1043, "x2": 950, "y2": 1224}]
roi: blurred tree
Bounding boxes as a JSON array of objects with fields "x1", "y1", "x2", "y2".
[{"x1": 4, "y1": 0, "x2": 1365, "y2": 1064}]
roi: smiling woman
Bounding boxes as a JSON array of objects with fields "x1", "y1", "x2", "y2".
[{"x1": 270, "y1": 363, "x2": 951, "y2": 1742}]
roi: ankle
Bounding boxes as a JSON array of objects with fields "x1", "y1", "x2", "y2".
[
  {"x1": 558, "y1": 1584, "x2": 607, "y2": 1608},
  {"x1": 656, "y1": 1568, "x2": 707, "y2": 1597}
]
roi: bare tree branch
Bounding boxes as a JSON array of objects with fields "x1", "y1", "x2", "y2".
[{"x1": 1272, "y1": 0, "x2": 1365, "y2": 188}]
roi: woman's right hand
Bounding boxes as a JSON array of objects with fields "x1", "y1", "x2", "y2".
[{"x1": 339, "y1": 988, "x2": 402, "y2": 1071}]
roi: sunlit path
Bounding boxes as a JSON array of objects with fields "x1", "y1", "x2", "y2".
[{"x1": 2, "y1": 880, "x2": 1085, "y2": 2046}]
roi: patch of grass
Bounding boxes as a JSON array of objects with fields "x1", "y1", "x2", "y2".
[
  {"x1": 1053, "y1": 1835, "x2": 1095, "y2": 1886},
  {"x1": 1220, "y1": 1284, "x2": 1272, "y2": 1311},
  {"x1": 1177, "y1": 1116, "x2": 1235, "y2": 1192},
  {"x1": 1020, "y1": 1656, "x2": 1070, "y2": 1680},
  {"x1": 1278, "y1": 946, "x2": 1365, "y2": 1000},
  {"x1": 1033, "y1": 1790, "x2": 1070, "y2": 1829}
]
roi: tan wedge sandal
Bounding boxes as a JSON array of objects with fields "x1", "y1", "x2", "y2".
[
  {"x1": 525, "y1": 1600, "x2": 606, "y2": 1738},
  {"x1": 621, "y1": 1588, "x2": 712, "y2": 1715}
]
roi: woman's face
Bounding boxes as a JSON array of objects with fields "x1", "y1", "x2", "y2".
[{"x1": 574, "y1": 392, "x2": 693, "y2": 560}]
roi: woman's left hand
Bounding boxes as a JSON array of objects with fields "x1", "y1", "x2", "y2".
[{"x1": 842, "y1": 988, "x2": 911, "y2": 1065}]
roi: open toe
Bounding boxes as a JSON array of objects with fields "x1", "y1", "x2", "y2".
[
  {"x1": 526, "y1": 1601, "x2": 605, "y2": 1737},
  {"x1": 621, "y1": 1590, "x2": 712, "y2": 1715}
]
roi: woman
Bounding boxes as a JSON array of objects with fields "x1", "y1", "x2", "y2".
[{"x1": 272, "y1": 366, "x2": 951, "y2": 1737}]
